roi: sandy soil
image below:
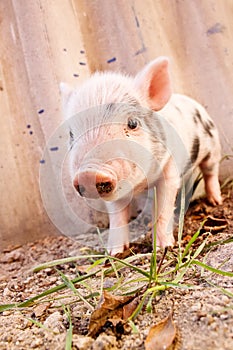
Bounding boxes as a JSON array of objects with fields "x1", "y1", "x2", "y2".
[{"x1": 0, "y1": 185, "x2": 233, "y2": 350}]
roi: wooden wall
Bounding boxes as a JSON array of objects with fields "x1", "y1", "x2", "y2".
[{"x1": 0, "y1": 0, "x2": 232, "y2": 250}]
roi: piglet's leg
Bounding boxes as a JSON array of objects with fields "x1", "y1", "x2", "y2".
[
  {"x1": 203, "y1": 173, "x2": 222, "y2": 205},
  {"x1": 200, "y1": 156, "x2": 222, "y2": 206},
  {"x1": 154, "y1": 158, "x2": 180, "y2": 248},
  {"x1": 106, "y1": 202, "x2": 130, "y2": 255}
]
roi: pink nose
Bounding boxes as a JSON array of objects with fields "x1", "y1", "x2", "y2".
[{"x1": 73, "y1": 169, "x2": 117, "y2": 198}]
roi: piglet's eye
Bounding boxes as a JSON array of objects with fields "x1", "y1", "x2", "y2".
[{"x1": 127, "y1": 118, "x2": 139, "y2": 130}]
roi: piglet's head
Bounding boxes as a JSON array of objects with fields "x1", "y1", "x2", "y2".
[{"x1": 60, "y1": 57, "x2": 172, "y2": 201}]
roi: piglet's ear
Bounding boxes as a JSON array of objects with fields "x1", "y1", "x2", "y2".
[
  {"x1": 60, "y1": 82, "x2": 73, "y2": 111},
  {"x1": 134, "y1": 57, "x2": 172, "y2": 111}
]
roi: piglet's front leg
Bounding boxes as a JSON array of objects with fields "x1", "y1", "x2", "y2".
[
  {"x1": 154, "y1": 158, "x2": 180, "y2": 248},
  {"x1": 106, "y1": 202, "x2": 130, "y2": 255}
]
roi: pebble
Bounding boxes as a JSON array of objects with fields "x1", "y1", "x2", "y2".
[
  {"x1": 2, "y1": 310, "x2": 11, "y2": 316},
  {"x1": 44, "y1": 311, "x2": 64, "y2": 333},
  {"x1": 1, "y1": 249, "x2": 24, "y2": 263},
  {"x1": 1, "y1": 334, "x2": 12, "y2": 343},
  {"x1": 190, "y1": 302, "x2": 202, "y2": 312},
  {"x1": 103, "y1": 279, "x2": 115, "y2": 289},
  {"x1": 72, "y1": 334, "x2": 94, "y2": 350},
  {"x1": 3, "y1": 287, "x2": 12, "y2": 298},
  {"x1": 209, "y1": 322, "x2": 219, "y2": 331},
  {"x1": 33, "y1": 303, "x2": 50, "y2": 317},
  {"x1": 92, "y1": 334, "x2": 117, "y2": 350},
  {"x1": 0, "y1": 274, "x2": 7, "y2": 282},
  {"x1": 196, "y1": 310, "x2": 207, "y2": 319},
  {"x1": 207, "y1": 315, "x2": 215, "y2": 325},
  {"x1": 220, "y1": 295, "x2": 230, "y2": 304},
  {"x1": 220, "y1": 313, "x2": 229, "y2": 320},
  {"x1": 31, "y1": 338, "x2": 44, "y2": 348}
]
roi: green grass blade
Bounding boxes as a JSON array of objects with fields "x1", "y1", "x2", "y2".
[
  {"x1": 0, "y1": 270, "x2": 98, "y2": 313},
  {"x1": 180, "y1": 221, "x2": 205, "y2": 261},
  {"x1": 172, "y1": 262, "x2": 191, "y2": 284},
  {"x1": 177, "y1": 182, "x2": 186, "y2": 262},
  {"x1": 0, "y1": 303, "x2": 18, "y2": 313},
  {"x1": 174, "y1": 235, "x2": 209, "y2": 284},
  {"x1": 205, "y1": 279, "x2": 233, "y2": 298},
  {"x1": 128, "y1": 285, "x2": 167, "y2": 321},
  {"x1": 86, "y1": 257, "x2": 106, "y2": 271},
  {"x1": 192, "y1": 236, "x2": 209, "y2": 260},
  {"x1": 56, "y1": 269, "x2": 94, "y2": 311},
  {"x1": 128, "y1": 320, "x2": 139, "y2": 333},
  {"x1": 33, "y1": 255, "x2": 105, "y2": 272},
  {"x1": 25, "y1": 317, "x2": 53, "y2": 332},
  {"x1": 64, "y1": 306, "x2": 73, "y2": 350},
  {"x1": 148, "y1": 187, "x2": 157, "y2": 285},
  {"x1": 146, "y1": 291, "x2": 156, "y2": 313},
  {"x1": 127, "y1": 293, "x2": 148, "y2": 321},
  {"x1": 105, "y1": 256, "x2": 150, "y2": 278},
  {"x1": 204, "y1": 237, "x2": 233, "y2": 250},
  {"x1": 192, "y1": 260, "x2": 233, "y2": 277},
  {"x1": 159, "y1": 281, "x2": 195, "y2": 288}
]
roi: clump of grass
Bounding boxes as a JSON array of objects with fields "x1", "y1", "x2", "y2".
[{"x1": 0, "y1": 184, "x2": 232, "y2": 342}]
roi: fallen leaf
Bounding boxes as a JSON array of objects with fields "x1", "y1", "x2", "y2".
[
  {"x1": 123, "y1": 297, "x2": 139, "y2": 320},
  {"x1": 203, "y1": 216, "x2": 228, "y2": 233},
  {"x1": 88, "y1": 291, "x2": 137, "y2": 337},
  {"x1": 145, "y1": 312, "x2": 180, "y2": 350}
]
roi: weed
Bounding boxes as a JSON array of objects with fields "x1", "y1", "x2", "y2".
[{"x1": 0, "y1": 184, "x2": 232, "y2": 338}]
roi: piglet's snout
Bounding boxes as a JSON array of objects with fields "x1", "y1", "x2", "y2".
[{"x1": 73, "y1": 167, "x2": 117, "y2": 199}]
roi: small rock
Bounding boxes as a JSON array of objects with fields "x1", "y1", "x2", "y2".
[
  {"x1": 31, "y1": 338, "x2": 44, "y2": 348},
  {"x1": 3, "y1": 287, "x2": 12, "y2": 298},
  {"x1": 209, "y1": 322, "x2": 218, "y2": 331},
  {"x1": 33, "y1": 302, "x2": 50, "y2": 317},
  {"x1": 0, "y1": 274, "x2": 8, "y2": 282},
  {"x1": 44, "y1": 311, "x2": 64, "y2": 332},
  {"x1": 2, "y1": 310, "x2": 11, "y2": 316},
  {"x1": 196, "y1": 310, "x2": 207, "y2": 319},
  {"x1": 1, "y1": 334, "x2": 13, "y2": 343},
  {"x1": 72, "y1": 334, "x2": 94, "y2": 350},
  {"x1": 220, "y1": 295, "x2": 230, "y2": 304},
  {"x1": 190, "y1": 302, "x2": 202, "y2": 312},
  {"x1": 207, "y1": 315, "x2": 215, "y2": 325},
  {"x1": 92, "y1": 334, "x2": 117, "y2": 350},
  {"x1": 220, "y1": 313, "x2": 229, "y2": 320},
  {"x1": 1, "y1": 249, "x2": 24, "y2": 263}
]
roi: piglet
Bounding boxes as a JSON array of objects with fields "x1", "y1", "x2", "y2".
[{"x1": 60, "y1": 57, "x2": 222, "y2": 255}]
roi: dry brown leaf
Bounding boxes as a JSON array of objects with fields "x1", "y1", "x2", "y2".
[
  {"x1": 203, "y1": 215, "x2": 228, "y2": 233},
  {"x1": 88, "y1": 291, "x2": 136, "y2": 337},
  {"x1": 145, "y1": 312, "x2": 180, "y2": 350},
  {"x1": 122, "y1": 297, "x2": 139, "y2": 320}
]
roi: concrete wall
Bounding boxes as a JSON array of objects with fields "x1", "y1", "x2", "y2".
[{"x1": 0, "y1": 0, "x2": 232, "y2": 250}]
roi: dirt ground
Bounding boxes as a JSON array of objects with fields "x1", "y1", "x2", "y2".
[{"x1": 0, "y1": 185, "x2": 233, "y2": 350}]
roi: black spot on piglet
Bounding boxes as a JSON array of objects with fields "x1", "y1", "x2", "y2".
[
  {"x1": 191, "y1": 136, "x2": 200, "y2": 164},
  {"x1": 194, "y1": 109, "x2": 215, "y2": 137}
]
